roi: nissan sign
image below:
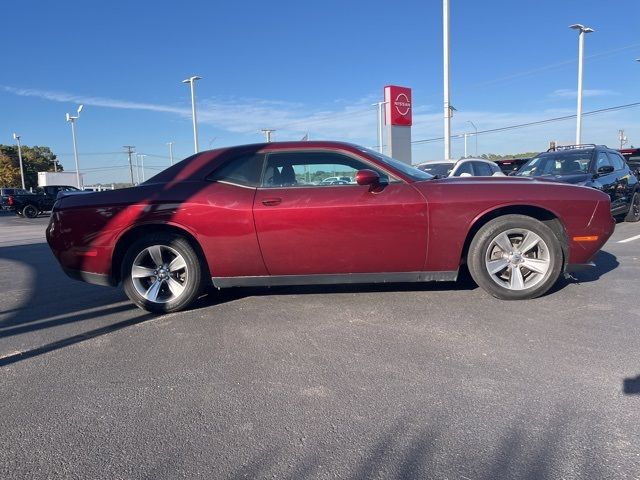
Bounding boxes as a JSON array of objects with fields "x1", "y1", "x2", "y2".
[{"x1": 384, "y1": 85, "x2": 412, "y2": 126}]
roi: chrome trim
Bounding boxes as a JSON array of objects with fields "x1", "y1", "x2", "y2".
[{"x1": 212, "y1": 271, "x2": 458, "y2": 288}]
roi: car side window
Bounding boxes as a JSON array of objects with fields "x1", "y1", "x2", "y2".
[
  {"x1": 596, "y1": 152, "x2": 612, "y2": 170},
  {"x1": 207, "y1": 153, "x2": 264, "y2": 187},
  {"x1": 260, "y1": 151, "x2": 389, "y2": 188},
  {"x1": 472, "y1": 162, "x2": 493, "y2": 176},
  {"x1": 607, "y1": 152, "x2": 625, "y2": 171},
  {"x1": 454, "y1": 162, "x2": 473, "y2": 176}
]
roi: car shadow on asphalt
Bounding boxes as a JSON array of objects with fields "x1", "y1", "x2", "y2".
[
  {"x1": 546, "y1": 250, "x2": 618, "y2": 296},
  {"x1": 0, "y1": 242, "x2": 156, "y2": 367}
]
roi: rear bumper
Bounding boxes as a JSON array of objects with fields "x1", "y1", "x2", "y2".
[{"x1": 62, "y1": 266, "x2": 117, "y2": 287}]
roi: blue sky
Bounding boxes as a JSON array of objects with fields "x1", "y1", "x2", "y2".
[{"x1": 2, "y1": 0, "x2": 639, "y2": 184}]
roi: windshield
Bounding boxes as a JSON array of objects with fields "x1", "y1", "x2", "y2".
[
  {"x1": 516, "y1": 151, "x2": 592, "y2": 177},
  {"x1": 417, "y1": 163, "x2": 453, "y2": 178},
  {"x1": 358, "y1": 146, "x2": 433, "y2": 180}
]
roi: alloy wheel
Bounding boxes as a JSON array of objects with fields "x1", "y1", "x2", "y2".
[
  {"x1": 131, "y1": 244, "x2": 188, "y2": 303},
  {"x1": 484, "y1": 228, "x2": 551, "y2": 291}
]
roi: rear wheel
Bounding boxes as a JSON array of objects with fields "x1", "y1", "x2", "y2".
[
  {"x1": 22, "y1": 204, "x2": 38, "y2": 218},
  {"x1": 467, "y1": 215, "x2": 563, "y2": 300},
  {"x1": 122, "y1": 233, "x2": 204, "y2": 313},
  {"x1": 624, "y1": 192, "x2": 640, "y2": 222}
]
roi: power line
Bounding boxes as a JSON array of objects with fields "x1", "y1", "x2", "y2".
[{"x1": 412, "y1": 101, "x2": 640, "y2": 145}]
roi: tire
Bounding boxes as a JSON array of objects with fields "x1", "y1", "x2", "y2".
[
  {"x1": 467, "y1": 215, "x2": 563, "y2": 300},
  {"x1": 121, "y1": 233, "x2": 204, "y2": 313},
  {"x1": 624, "y1": 191, "x2": 640, "y2": 223},
  {"x1": 22, "y1": 204, "x2": 38, "y2": 218}
]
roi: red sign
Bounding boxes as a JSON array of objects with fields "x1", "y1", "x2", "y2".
[{"x1": 384, "y1": 85, "x2": 412, "y2": 126}]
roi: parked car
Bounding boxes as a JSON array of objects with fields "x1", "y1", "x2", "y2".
[
  {"x1": 320, "y1": 176, "x2": 354, "y2": 185},
  {"x1": 515, "y1": 144, "x2": 639, "y2": 222},
  {"x1": 8, "y1": 185, "x2": 82, "y2": 218},
  {"x1": 1, "y1": 187, "x2": 30, "y2": 211},
  {"x1": 47, "y1": 141, "x2": 614, "y2": 313},
  {"x1": 619, "y1": 148, "x2": 640, "y2": 177},
  {"x1": 494, "y1": 158, "x2": 530, "y2": 175},
  {"x1": 416, "y1": 159, "x2": 505, "y2": 178}
]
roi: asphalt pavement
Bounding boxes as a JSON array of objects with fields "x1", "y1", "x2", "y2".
[{"x1": 1, "y1": 210, "x2": 639, "y2": 479}]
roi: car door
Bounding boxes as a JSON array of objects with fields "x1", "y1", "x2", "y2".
[
  {"x1": 607, "y1": 151, "x2": 634, "y2": 212},
  {"x1": 252, "y1": 149, "x2": 429, "y2": 276},
  {"x1": 593, "y1": 151, "x2": 620, "y2": 211}
]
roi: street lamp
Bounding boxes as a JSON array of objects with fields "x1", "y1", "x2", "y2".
[
  {"x1": 65, "y1": 104, "x2": 84, "y2": 188},
  {"x1": 167, "y1": 141, "x2": 174, "y2": 166},
  {"x1": 443, "y1": 0, "x2": 452, "y2": 160},
  {"x1": 467, "y1": 120, "x2": 478, "y2": 156},
  {"x1": 372, "y1": 101, "x2": 388, "y2": 154},
  {"x1": 569, "y1": 23, "x2": 594, "y2": 145},
  {"x1": 12, "y1": 133, "x2": 26, "y2": 189},
  {"x1": 139, "y1": 154, "x2": 147, "y2": 182},
  {"x1": 182, "y1": 75, "x2": 202, "y2": 153}
]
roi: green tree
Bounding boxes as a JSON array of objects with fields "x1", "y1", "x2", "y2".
[{"x1": 0, "y1": 144, "x2": 61, "y2": 188}]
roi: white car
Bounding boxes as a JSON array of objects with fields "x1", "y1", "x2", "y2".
[{"x1": 416, "y1": 158, "x2": 505, "y2": 178}]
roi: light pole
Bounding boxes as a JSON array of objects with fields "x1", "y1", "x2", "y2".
[
  {"x1": 12, "y1": 133, "x2": 26, "y2": 189},
  {"x1": 167, "y1": 141, "x2": 174, "y2": 165},
  {"x1": 443, "y1": 0, "x2": 452, "y2": 160},
  {"x1": 65, "y1": 104, "x2": 84, "y2": 188},
  {"x1": 372, "y1": 101, "x2": 388, "y2": 154},
  {"x1": 467, "y1": 120, "x2": 478, "y2": 156},
  {"x1": 139, "y1": 154, "x2": 147, "y2": 182},
  {"x1": 261, "y1": 129, "x2": 275, "y2": 142},
  {"x1": 569, "y1": 24, "x2": 594, "y2": 145},
  {"x1": 182, "y1": 75, "x2": 202, "y2": 153},
  {"x1": 134, "y1": 154, "x2": 140, "y2": 184}
]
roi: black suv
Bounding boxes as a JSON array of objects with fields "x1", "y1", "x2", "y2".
[{"x1": 515, "y1": 144, "x2": 639, "y2": 222}]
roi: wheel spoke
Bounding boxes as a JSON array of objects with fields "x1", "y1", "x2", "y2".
[
  {"x1": 144, "y1": 280, "x2": 162, "y2": 302},
  {"x1": 168, "y1": 255, "x2": 186, "y2": 272},
  {"x1": 148, "y1": 245, "x2": 163, "y2": 267},
  {"x1": 166, "y1": 277, "x2": 185, "y2": 298},
  {"x1": 519, "y1": 231, "x2": 542, "y2": 254},
  {"x1": 522, "y1": 258, "x2": 549, "y2": 275},
  {"x1": 132, "y1": 265, "x2": 156, "y2": 279},
  {"x1": 487, "y1": 258, "x2": 509, "y2": 275},
  {"x1": 509, "y1": 266, "x2": 525, "y2": 290},
  {"x1": 493, "y1": 232, "x2": 513, "y2": 254}
]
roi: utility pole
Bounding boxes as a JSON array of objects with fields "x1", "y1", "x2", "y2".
[
  {"x1": 135, "y1": 154, "x2": 141, "y2": 184},
  {"x1": 464, "y1": 133, "x2": 468, "y2": 158},
  {"x1": 123, "y1": 145, "x2": 135, "y2": 186},
  {"x1": 619, "y1": 129, "x2": 628, "y2": 149},
  {"x1": 167, "y1": 141, "x2": 174, "y2": 165},
  {"x1": 261, "y1": 129, "x2": 276, "y2": 142},
  {"x1": 372, "y1": 101, "x2": 388, "y2": 154}
]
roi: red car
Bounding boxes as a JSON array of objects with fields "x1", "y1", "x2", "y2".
[{"x1": 46, "y1": 141, "x2": 615, "y2": 313}]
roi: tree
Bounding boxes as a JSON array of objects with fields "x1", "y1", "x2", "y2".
[
  {"x1": 0, "y1": 144, "x2": 61, "y2": 188},
  {"x1": 479, "y1": 152, "x2": 539, "y2": 161}
]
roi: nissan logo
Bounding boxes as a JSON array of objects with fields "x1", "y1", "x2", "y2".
[{"x1": 394, "y1": 93, "x2": 411, "y2": 116}]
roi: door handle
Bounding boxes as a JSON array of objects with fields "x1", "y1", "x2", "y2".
[{"x1": 261, "y1": 198, "x2": 282, "y2": 206}]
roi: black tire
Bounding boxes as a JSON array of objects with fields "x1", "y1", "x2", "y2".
[
  {"x1": 22, "y1": 204, "x2": 38, "y2": 218},
  {"x1": 624, "y1": 191, "x2": 640, "y2": 223},
  {"x1": 467, "y1": 215, "x2": 563, "y2": 300},
  {"x1": 121, "y1": 233, "x2": 204, "y2": 313}
]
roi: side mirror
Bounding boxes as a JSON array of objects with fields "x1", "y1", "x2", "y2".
[
  {"x1": 596, "y1": 165, "x2": 614, "y2": 175},
  {"x1": 355, "y1": 169, "x2": 380, "y2": 186}
]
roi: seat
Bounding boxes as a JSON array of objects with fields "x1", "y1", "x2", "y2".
[
  {"x1": 263, "y1": 166, "x2": 282, "y2": 186},
  {"x1": 280, "y1": 165, "x2": 297, "y2": 185}
]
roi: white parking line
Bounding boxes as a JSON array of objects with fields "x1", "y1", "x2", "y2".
[{"x1": 618, "y1": 234, "x2": 640, "y2": 244}]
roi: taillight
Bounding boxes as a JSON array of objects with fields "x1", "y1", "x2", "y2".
[{"x1": 8, "y1": 196, "x2": 13, "y2": 206}]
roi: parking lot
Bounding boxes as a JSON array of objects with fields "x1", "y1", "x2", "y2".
[{"x1": 1, "y1": 210, "x2": 639, "y2": 479}]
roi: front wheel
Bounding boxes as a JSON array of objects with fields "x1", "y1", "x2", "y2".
[
  {"x1": 467, "y1": 215, "x2": 563, "y2": 300},
  {"x1": 122, "y1": 233, "x2": 204, "y2": 313},
  {"x1": 624, "y1": 192, "x2": 640, "y2": 223}
]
